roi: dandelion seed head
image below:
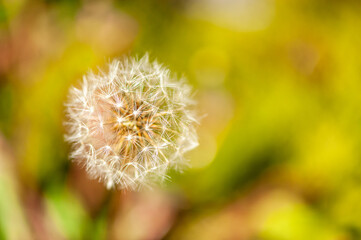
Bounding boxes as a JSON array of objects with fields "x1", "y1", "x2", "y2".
[{"x1": 65, "y1": 55, "x2": 198, "y2": 190}]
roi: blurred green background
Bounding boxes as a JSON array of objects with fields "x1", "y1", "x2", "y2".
[{"x1": 1, "y1": 0, "x2": 361, "y2": 239}]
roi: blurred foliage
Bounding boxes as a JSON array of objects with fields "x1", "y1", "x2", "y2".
[{"x1": 1, "y1": 0, "x2": 361, "y2": 239}]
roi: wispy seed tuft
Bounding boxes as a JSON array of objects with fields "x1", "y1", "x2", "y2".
[{"x1": 65, "y1": 55, "x2": 198, "y2": 190}]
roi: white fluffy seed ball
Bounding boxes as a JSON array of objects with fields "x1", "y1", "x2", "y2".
[{"x1": 65, "y1": 55, "x2": 198, "y2": 190}]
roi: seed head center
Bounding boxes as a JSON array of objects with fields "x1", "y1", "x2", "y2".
[{"x1": 121, "y1": 120, "x2": 139, "y2": 131}]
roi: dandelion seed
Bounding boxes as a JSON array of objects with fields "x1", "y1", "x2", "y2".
[
  {"x1": 65, "y1": 55, "x2": 198, "y2": 190},
  {"x1": 126, "y1": 135, "x2": 133, "y2": 141},
  {"x1": 117, "y1": 117, "x2": 123, "y2": 123}
]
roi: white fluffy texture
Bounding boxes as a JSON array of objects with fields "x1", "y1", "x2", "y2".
[{"x1": 65, "y1": 55, "x2": 198, "y2": 190}]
